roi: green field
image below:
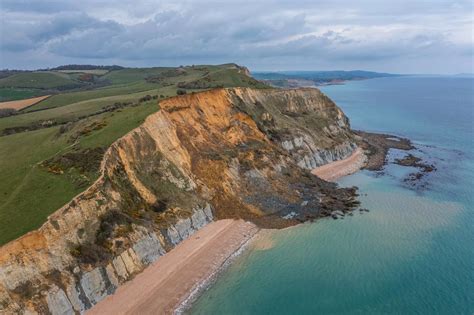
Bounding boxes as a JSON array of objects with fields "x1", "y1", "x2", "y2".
[
  {"x1": 56, "y1": 69, "x2": 109, "y2": 75},
  {"x1": 0, "y1": 63, "x2": 269, "y2": 245},
  {"x1": 0, "y1": 88, "x2": 45, "y2": 102},
  {"x1": 0, "y1": 71, "x2": 82, "y2": 89}
]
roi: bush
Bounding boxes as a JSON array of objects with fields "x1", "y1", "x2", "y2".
[
  {"x1": 176, "y1": 89, "x2": 187, "y2": 95},
  {"x1": 78, "y1": 73, "x2": 94, "y2": 82},
  {"x1": 139, "y1": 95, "x2": 152, "y2": 103},
  {"x1": 70, "y1": 243, "x2": 112, "y2": 265},
  {"x1": 0, "y1": 108, "x2": 17, "y2": 118}
]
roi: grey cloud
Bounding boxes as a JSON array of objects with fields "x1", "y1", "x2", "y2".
[{"x1": 0, "y1": 0, "x2": 472, "y2": 73}]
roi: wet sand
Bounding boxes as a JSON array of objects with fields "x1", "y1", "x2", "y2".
[
  {"x1": 311, "y1": 148, "x2": 366, "y2": 182},
  {"x1": 87, "y1": 219, "x2": 258, "y2": 315}
]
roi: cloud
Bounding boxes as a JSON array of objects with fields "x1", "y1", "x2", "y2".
[{"x1": 0, "y1": 0, "x2": 472, "y2": 73}]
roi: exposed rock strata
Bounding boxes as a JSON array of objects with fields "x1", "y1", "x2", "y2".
[{"x1": 0, "y1": 88, "x2": 360, "y2": 314}]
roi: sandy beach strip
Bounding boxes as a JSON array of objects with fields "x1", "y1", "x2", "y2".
[
  {"x1": 87, "y1": 219, "x2": 258, "y2": 315},
  {"x1": 311, "y1": 147, "x2": 367, "y2": 182}
]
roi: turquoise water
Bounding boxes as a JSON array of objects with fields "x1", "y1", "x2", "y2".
[{"x1": 190, "y1": 77, "x2": 474, "y2": 314}]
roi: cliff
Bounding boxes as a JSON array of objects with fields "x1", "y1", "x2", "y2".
[{"x1": 0, "y1": 87, "x2": 359, "y2": 314}]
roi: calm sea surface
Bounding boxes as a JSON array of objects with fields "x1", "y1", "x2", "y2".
[{"x1": 190, "y1": 77, "x2": 474, "y2": 314}]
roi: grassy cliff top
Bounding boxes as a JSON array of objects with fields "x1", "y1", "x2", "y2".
[{"x1": 0, "y1": 64, "x2": 269, "y2": 245}]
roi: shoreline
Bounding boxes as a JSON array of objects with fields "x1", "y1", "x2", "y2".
[
  {"x1": 311, "y1": 147, "x2": 367, "y2": 182},
  {"x1": 175, "y1": 227, "x2": 259, "y2": 314},
  {"x1": 87, "y1": 219, "x2": 259, "y2": 315},
  {"x1": 87, "y1": 148, "x2": 368, "y2": 315}
]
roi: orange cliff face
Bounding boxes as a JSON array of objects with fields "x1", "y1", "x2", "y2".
[{"x1": 0, "y1": 87, "x2": 360, "y2": 314}]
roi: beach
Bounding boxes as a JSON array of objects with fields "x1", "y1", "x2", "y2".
[
  {"x1": 311, "y1": 148, "x2": 366, "y2": 182},
  {"x1": 87, "y1": 219, "x2": 258, "y2": 315}
]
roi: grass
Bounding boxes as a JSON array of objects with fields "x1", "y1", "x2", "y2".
[
  {"x1": 56, "y1": 69, "x2": 109, "y2": 75},
  {"x1": 0, "y1": 72, "x2": 81, "y2": 89},
  {"x1": 0, "y1": 86, "x2": 178, "y2": 133},
  {"x1": 0, "y1": 63, "x2": 269, "y2": 245},
  {"x1": 0, "y1": 88, "x2": 44, "y2": 102},
  {"x1": 25, "y1": 81, "x2": 158, "y2": 111},
  {"x1": 0, "y1": 101, "x2": 159, "y2": 245},
  {"x1": 0, "y1": 127, "x2": 77, "y2": 243}
]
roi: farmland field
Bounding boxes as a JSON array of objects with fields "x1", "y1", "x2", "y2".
[
  {"x1": 0, "y1": 95, "x2": 50, "y2": 110},
  {"x1": 0, "y1": 71, "x2": 80, "y2": 89},
  {"x1": 0, "y1": 88, "x2": 44, "y2": 102},
  {"x1": 56, "y1": 69, "x2": 109, "y2": 75}
]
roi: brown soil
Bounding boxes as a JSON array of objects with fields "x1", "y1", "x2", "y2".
[{"x1": 0, "y1": 95, "x2": 50, "y2": 111}]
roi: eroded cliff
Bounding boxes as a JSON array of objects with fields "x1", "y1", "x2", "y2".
[{"x1": 0, "y1": 87, "x2": 360, "y2": 314}]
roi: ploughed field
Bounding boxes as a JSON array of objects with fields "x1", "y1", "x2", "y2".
[
  {"x1": 0, "y1": 64, "x2": 267, "y2": 245},
  {"x1": 0, "y1": 95, "x2": 50, "y2": 111}
]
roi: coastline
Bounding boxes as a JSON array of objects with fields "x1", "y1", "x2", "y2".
[
  {"x1": 311, "y1": 148, "x2": 367, "y2": 182},
  {"x1": 87, "y1": 219, "x2": 259, "y2": 315},
  {"x1": 88, "y1": 148, "x2": 367, "y2": 314}
]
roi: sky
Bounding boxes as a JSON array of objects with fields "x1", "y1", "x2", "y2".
[{"x1": 0, "y1": 0, "x2": 473, "y2": 74}]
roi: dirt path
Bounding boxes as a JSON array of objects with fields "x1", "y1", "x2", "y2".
[
  {"x1": 87, "y1": 219, "x2": 258, "y2": 315},
  {"x1": 311, "y1": 148, "x2": 366, "y2": 182}
]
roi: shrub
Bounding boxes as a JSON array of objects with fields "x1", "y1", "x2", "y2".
[
  {"x1": 139, "y1": 95, "x2": 152, "y2": 103},
  {"x1": 78, "y1": 73, "x2": 94, "y2": 82},
  {"x1": 70, "y1": 243, "x2": 111, "y2": 265},
  {"x1": 176, "y1": 89, "x2": 187, "y2": 95},
  {"x1": 0, "y1": 108, "x2": 17, "y2": 118}
]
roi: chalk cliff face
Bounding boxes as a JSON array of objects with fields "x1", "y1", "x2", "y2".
[{"x1": 0, "y1": 88, "x2": 359, "y2": 314}]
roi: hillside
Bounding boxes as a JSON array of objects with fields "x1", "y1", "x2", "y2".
[
  {"x1": 253, "y1": 70, "x2": 399, "y2": 87},
  {"x1": 0, "y1": 87, "x2": 360, "y2": 313},
  {"x1": 0, "y1": 64, "x2": 268, "y2": 245}
]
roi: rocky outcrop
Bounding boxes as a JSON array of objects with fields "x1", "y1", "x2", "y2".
[
  {"x1": 284, "y1": 138, "x2": 356, "y2": 169},
  {"x1": 0, "y1": 206, "x2": 213, "y2": 314},
  {"x1": 0, "y1": 87, "x2": 360, "y2": 314},
  {"x1": 228, "y1": 88, "x2": 357, "y2": 169}
]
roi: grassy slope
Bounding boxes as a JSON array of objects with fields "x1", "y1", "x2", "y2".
[
  {"x1": 25, "y1": 82, "x2": 157, "y2": 111},
  {"x1": 0, "y1": 89, "x2": 166, "y2": 131},
  {"x1": 0, "y1": 64, "x2": 268, "y2": 245},
  {"x1": 0, "y1": 88, "x2": 44, "y2": 102},
  {"x1": 24, "y1": 67, "x2": 208, "y2": 112},
  {"x1": 0, "y1": 72, "x2": 79, "y2": 89},
  {"x1": 0, "y1": 101, "x2": 158, "y2": 244}
]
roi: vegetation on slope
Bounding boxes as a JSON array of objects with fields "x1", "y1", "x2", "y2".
[
  {"x1": 0, "y1": 63, "x2": 269, "y2": 245},
  {"x1": 0, "y1": 72, "x2": 81, "y2": 90},
  {"x1": 0, "y1": 88, "x2": 44, "y2": 102}
]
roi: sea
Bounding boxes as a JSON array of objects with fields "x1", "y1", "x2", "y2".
[{"x1": 189, "y1": 76, "x2": 474, "y2": 314}]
